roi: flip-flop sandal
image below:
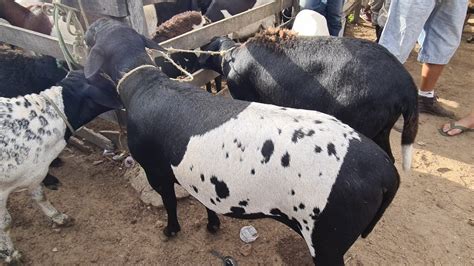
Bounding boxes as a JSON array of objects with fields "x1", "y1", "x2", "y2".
[{"x1": 438, "y1": 121, "x2": 474, "y2": 137}]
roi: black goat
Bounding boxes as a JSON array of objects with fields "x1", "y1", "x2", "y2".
[
  {"x1": 152, "y1": 11, "x2": 221, "y2": 93},
  {"x1": 84, "y1": 18, "x2": 400, "y2": 265},
  {"x1": 199, "y1": 29, "x2": 418, "y2": 170}
]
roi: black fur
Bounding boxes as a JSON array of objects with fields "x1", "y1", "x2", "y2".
[
  {"x1": 200, "y1": 35, "x2": 419, "y2": 163},
  {"x1": 311, "y1": 138, "x2": 399, "y2": 265},
  {"x1": 154, "y1": 0, "x2": 212, "y2": 25},
  {"x1": 204, "y1": 0, "x2": 258, "y2": 22},
  {"x1": 0, "y1": 46, "x2": 67, "y2": 97},
  {"x1": 60, "y1": 71, "x2": 123, "y2": 140},
  {"x1": 84, "y1": 18, "x2": 400, "y2": 265}
]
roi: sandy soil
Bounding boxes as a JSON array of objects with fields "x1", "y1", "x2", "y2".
[{"x1": 6, "y1": 23, "x2": 474, "y2": 265}]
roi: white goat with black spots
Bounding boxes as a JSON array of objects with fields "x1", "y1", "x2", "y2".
[
  {"x1": 0, "y1": 71, "x2": 122, "y2": 263},
  {"x1": 84, "y1": 18, "x2": 400, "y2": 265}
]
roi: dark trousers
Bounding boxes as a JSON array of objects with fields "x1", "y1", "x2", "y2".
[{"x1": 300, "y1": 0, "x2": 344, "y2": 36}]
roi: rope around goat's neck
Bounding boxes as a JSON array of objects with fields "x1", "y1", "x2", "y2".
[
  {"x1": 155, "y1": 46, "x2": 236, "y2": 82},
  {"x1": 116, "y1": 65, "x2": 157, "y2": 95},
  {"x1": 41, "y1": 94, "x2": 76, "y2": 135},
  {"x1": 165, "y1": 46, "x2": 236, "y2": 56}
]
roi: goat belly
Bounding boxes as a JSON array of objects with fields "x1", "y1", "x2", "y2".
[{"x1": 171, "y1": 102, "x2": 360, "y2": 240}]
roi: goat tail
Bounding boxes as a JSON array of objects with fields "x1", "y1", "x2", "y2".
[
  {"x1": 401, "y1": 99, "x2": 419, "y2": 171},
  {"x1": 361, "y1": 170, "x2": 400, "y2": 238}
]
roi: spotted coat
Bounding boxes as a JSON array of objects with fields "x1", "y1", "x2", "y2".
[
  {"x1": 83, "y1": 18, "x2": 401, "y2": 265},
  {"x1": 117, "y1": 67, "x2": 399, "y2": 265},
  {"x1": 0, "y1": 87, "x2": 67, "y2": 190},
  {"x1": 172, "y1": 102, "x2": 359, "y2": 255}
]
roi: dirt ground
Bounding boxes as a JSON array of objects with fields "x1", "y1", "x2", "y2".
[{"x1": 6, "y1": 23, "x2": 474, "y2": 265}]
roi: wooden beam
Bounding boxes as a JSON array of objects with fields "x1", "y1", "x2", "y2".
[
  {"x1": 155, "y1": 0, "x2": 293, "y2": 52},
  {"x1": 125, "y1": 0, "x2": 149, "y2": 35},
  {"x1": 76, "y1": 127, "x2": 115, "y2": 151},
  {"x1": 69, "y1": 136, "x2": 92, "y2": 153},
  {"x1": 187, "y1": 69, "x2": 220, "y2": 87},
  {"x1": 0, "y1": 23, "x2": 82, "y2": 62},
  {"x1": 143, "y1": 0, "x2": 176, "y2": 5},
  {"x1": 61, "y1": 0, "x2": 128, "y2": 17}
]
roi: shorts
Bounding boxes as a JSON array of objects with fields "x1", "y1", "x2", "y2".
[{"x1": 379, "y1": 0, "x2": 468, "y2": 64}]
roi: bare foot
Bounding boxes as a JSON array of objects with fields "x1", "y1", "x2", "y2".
[{"x1": 441, "y1": 112, "x2": 474, "y2": 136}]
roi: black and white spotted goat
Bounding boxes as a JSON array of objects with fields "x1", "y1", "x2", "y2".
[
  {"x1": 0, "y1": 70, "x2": 122, "y2": 263},
  {"x1": 199, "y1": 29, "x2": 419, "y2": 171},
  {"x1": 0, "y1": 45, "x2": 68, "y2": 190},
  {"x1": 84, "y1": 18, "x2": 400, "y2": 265}
]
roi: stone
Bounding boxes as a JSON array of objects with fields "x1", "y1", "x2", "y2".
[
  {"x1": 126, "y1": 165, "x2": 190, "y2": 207},
  {"x1": 468, "y1": 219, "x2": 474, "y2": 227},
  {"x1": 92, "y1": 160, "x2": 104, "y2": 166},
  {"x1": 239, "y1": 244, "x2": 252, "y2": 256},
  {"x1": 437, "y1": 167, "x2": 452, "y2": 173}
]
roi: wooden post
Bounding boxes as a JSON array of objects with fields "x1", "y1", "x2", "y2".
[
  {"x1": 0, "y1": 23, "x2": 78, "y2": 62},
  {"x1": 125, "y1": 0, "x2": 149, "y2": 36},
  {"x1": 352, "y1": 0, "x2": 362, "y2": 24}
]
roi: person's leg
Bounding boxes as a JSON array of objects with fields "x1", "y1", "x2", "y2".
[
  {"x1": 375, "y1": 25, "x2": 383, "y2": 42},
  {"x1": 441, "y1": 111, "x2": 474, "y2": 136},
  {"x1": 417, "y1": 0, "x2": 468, "y2": 65},
  {"x1": 362, "y1": 0, "x2": 372, "y2": 22},
  {"x1": 420, "y1": 63, "x2": 444, "y2": 92},
  {"x1": 299, "y1": 0, "x2": 323, "y2": 11},
  {"x1": 370, "y1": 0, "x2": 384, "y2": 31},
  {"x1": 379, "y1": 0, "x2": 436, "y2": 64},
  {"x1": 300, "y1": 0, "x2": 340, "y2": 35},
  {"x1": 325, "y1": 0, "x2": 344, "y2": 36},
  {"x1": 416, "y1": 0, "x2": 468, "y2": 118},
  {"x1": 370, "y1": 0, "x2": 385, "y2": 13}
]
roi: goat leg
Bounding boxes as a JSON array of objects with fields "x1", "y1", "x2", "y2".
[
  {"x1": 42, "y1": 173, "x2": 61, "y2": 190},
  {"x1": 49, "y1": 157, "x2": 64, "y2": 168},
  {"x1": 29, "y1": 185, "x2": 74, "y2": 227},
  {"x1": 214, "y1": 76, "x2": 222, "y2": 93},
  {"x1": 160, "y1": 182, "x2": 181, "y2": 237},
  {"x1": 0, "y1": 192, "x2": 21, "y2": 263},
  {"x1": 205, "y1": 207, "x2": 220, "y2": 234}
]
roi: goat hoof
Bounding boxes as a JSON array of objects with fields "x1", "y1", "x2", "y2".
[
  {"x1": 1, "y1": 250, "x2": 22, "y2": 265},
  {"x1": 51, "y1": 213, "x2": 74, "y2": 227},
  {"x1": 162, "y1": 226, "x2": 180, "y2": 238},
  {"x1": 42, "y1": 174, "x2": 61, "y2": 191},
  {"x1": 50, "y1": 158, "x2": 64, "y2": 168},
  {"x1": 206, "y1": 223, "x2": 220, "y2": 234},
  {"x1": 43, "y1": 180, "x2": 61, "y2": 190}
]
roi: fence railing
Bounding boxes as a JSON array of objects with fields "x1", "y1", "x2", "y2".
[{"x1": 0, "y1": 0, "x2": 361, "y2": 85}]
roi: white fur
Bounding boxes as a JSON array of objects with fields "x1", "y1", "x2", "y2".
[
  {"x1": 172, "y1": 102, "x2": 360, "y2": 256},
  {"x1": 192, "y1": 15, "x2": 206, "y2": 30},
  {"x1": 0, "y1": 87, "x2": 67, "y2": 184},
  {"x1": 401, "y1": 144, "x2": 413, "y2": 171},
  {"x1": 292, "y1": 9, "x2": 330, "y2": 37},
  {"x1": 0, "y1": 87, "x2": 70, "y2": 262}
]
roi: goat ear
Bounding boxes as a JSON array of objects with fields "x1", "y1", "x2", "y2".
[
  {"x1": 84, "y1": 46, "x2": 105, "y2": 80},
  {"x1": 140, "y1": 34, "x2": 167, "y2": 52},
  {"x1": 87, "y1": 84, "x2": 124, "y2": 109}
]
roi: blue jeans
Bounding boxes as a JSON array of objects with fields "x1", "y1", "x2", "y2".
[{"x1": 299, "y1": 0, "x2": 344, "y2": 36}]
